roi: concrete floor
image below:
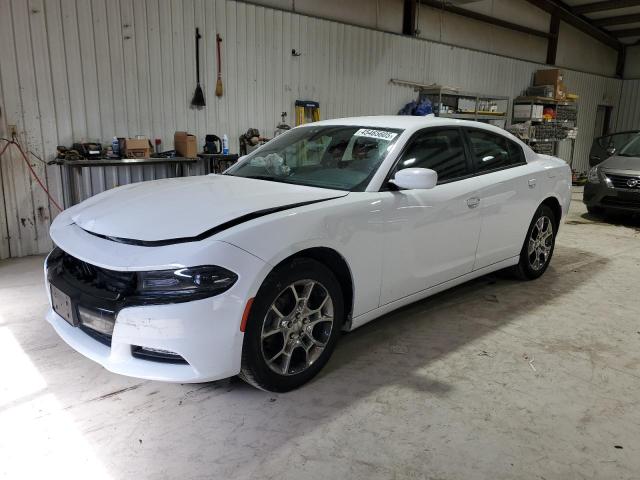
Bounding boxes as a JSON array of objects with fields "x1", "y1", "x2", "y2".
[{"x1": 1, "y1": 188, "x2": 640, "y2": 480}]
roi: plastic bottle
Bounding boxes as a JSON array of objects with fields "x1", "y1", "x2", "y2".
[
  {"x1": 222, "y1": 134, "x2": 229, "y2": 154},
  {"x1": 112, "y1": 137, "x2": 120, "y2": 157}
]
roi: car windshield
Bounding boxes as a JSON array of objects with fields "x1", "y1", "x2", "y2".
[
  {"x1": 618, "y1": 134, "x2": 640, "y2": 157},
  {"x1": 225, "y1": 125, "x2": 403, "y2": 191}
]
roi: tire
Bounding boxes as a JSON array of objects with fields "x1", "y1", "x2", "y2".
[
  {"x1": 512, "y1": 204, "x2": 557, "y2": 281},
  {"x1": 239, "y1": 258, "x2": 344, "y2": 392}
]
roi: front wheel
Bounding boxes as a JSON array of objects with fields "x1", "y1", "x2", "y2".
[
  {"x1": 512, "y1": 204, "x2": 557, "y2": 280},
  {"x1": 240, "y1": 258, "x2": 344, "y2": 392}
]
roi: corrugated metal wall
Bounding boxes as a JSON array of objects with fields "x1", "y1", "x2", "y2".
[
  {"x1": 0, "y1": 0, "x2": 628, "y2": 259},
  {"x1": 558, "y1": 70, "x2": 621, "y2": 169},
  {"x1": 616, "y1": 80, "x2": 640, "y2": 132}
]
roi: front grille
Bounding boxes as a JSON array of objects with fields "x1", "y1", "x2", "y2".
[
  {"x1": 48, "y1": 248, "x2": 190, "y2": 366},
  {"x1": 59, "y1": 252, "x2": 137, "y2": 295},
  {"x1": 604, "y1": 172, "x2": 640, "y2": 190},
  {"x1": 47, "y1": 248, "x2": 132, "y2": 349},
  {"x1": 601, "y1": 196, "x2": 640, "y2": 209}
]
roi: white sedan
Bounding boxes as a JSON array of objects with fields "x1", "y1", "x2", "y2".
[{"x1": 45, "y1": 116, "x2": 571, "y2": 391}]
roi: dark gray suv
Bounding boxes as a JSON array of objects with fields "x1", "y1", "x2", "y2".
[{"x1": 584, "y1": 133, "x2": 640, "y2": 215}]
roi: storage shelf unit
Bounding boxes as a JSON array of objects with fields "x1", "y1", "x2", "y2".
[
  {"x1": 510, "y1": 96, "x2": 578, "y2": 163},
  {"x1": 418, "y1": 86, "x2": 510, "y2": 127}
]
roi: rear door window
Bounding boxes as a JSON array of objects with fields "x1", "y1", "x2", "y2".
[{"x1": 465, "y1": 128, "x2": 525, "y2": 174}]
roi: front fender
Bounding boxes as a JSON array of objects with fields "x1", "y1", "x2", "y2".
[{"x1": 216, "y1": 193, "x2": 386, "y2": 318}]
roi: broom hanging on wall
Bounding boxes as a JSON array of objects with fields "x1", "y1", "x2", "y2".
[
  {"x1": 215, "y1": 34, "x2": 223, "y2": 97},
  {"x1": 191, "y1": 28, "x2": 206, "y2": 108}
]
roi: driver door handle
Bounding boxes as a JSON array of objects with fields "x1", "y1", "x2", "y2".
[{"x1": 467, "y1": 197, "x2": 480, "y2": 209}]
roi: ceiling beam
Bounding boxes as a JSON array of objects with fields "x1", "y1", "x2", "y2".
[
  {"x1": 419, "y1": 0, "x2": 552, "y2": 38},
  {"x1": 617, "y1": 44, "x2": 627, "y2": 76},
  {"x1": 611, "y1": 26, "x2": 640, "y2": 36},
  {"x1": 547, "y1": 13, "x2": 561, "y2": 64},
  {"x1": 403, "y1": 0, "x2": 417, "y2": 35},
  {"x1": 574, "y1": 0, "x2": 640, "y2": 14},
  {"x1": 593, "y1": 12, "x2": 640, "y2": 25},
  {"x1": 525, "y1": 0, "x2": 622, "y2": 49}
]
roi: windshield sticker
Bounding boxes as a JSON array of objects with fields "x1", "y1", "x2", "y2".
[{"x1": 354, "y1": 128, "x2": 398, "y2": 141}]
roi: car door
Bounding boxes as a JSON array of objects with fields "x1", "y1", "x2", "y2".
[
  {"x1": 379, "y1": 127, "x2": 482, "y2": 305},
  {"x1": 463, "y1": 127, "x2": 540, "y2": 270}
]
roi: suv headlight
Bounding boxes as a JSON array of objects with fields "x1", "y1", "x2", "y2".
[
  {"x1": 587, "y1": 166, "x2": 600, "y2": 184},
  {"x1": 138, "y1": 266, "x2": 237, "y2": 299}
]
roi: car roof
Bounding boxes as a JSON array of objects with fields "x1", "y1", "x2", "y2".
[
  {"x1": 306, "y1": 115, "x2": 535, "y2": 163},
  {"x1": 309, "y1": 115, "x2": 510, "y2": 136}
]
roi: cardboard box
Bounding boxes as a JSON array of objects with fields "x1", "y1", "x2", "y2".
[
  {"x1": 534, "y1": 69, "x2": 566, "y2": 100},
  {"x1": 174, "y1": 131, "x2": 198, "y2": 158},
  {"x1": 534, "y1": 69, "x2": 562, "y2": 86},
  {"x1": 124, "y1": 138, "x2": 151, "y2": 158}
]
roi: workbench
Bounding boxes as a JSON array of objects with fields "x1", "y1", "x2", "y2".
[{"x1": 51, "y1": 157, "x2": 201, "y2": 207}]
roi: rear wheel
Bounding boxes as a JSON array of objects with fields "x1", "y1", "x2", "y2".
[
  {"x1": 512, "y1": 204, "x2": 557, "y2": 280},
  {"x1": 239, "y1": 258, "x2": 344, "y2": 392}
]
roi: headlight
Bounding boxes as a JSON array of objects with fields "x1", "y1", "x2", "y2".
[
  {"x1": 137, "y1": 266, "x2": 237, "y2": 299},
  {"x1": 587, "y1": 166, "x2": 600, "y2": 184}
]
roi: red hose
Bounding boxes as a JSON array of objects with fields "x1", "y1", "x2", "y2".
[
  {"x1": 0, "y1": 139, "x2": 63, "y2": 212},
  {"x1": 0, "y1": 141, "x2": 11, "y2": 157}
]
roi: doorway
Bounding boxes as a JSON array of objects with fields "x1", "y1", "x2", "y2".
[{"x1": 593, "y1": 105, "x2": 612, "y2": 138}]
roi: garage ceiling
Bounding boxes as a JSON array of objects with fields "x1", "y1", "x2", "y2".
[
  {"x1": 422, "y1": 1, "x2": 630, "y2": 48},
  {"x1": 564, "y1": 0, "x2": 640, "y2": 44},
  {"x1": 421, "y1": 0, "x2": 635, "y2": 75}
]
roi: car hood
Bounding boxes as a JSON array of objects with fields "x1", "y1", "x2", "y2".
[
  {"x1": 601, "y1": 155, "x2": 640, "y2": 171},
  {"x1": 59, "y1": 175, "x2": 347, "y2": 243}
]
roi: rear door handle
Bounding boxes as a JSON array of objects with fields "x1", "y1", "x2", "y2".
[
  {"x1": 467, "y1": 197, "x2": 480, "y2": 209},
  {"x1": 528, "y1": 178, "x2": 537, "y2": 189}
]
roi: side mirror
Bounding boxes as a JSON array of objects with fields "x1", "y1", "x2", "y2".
[{"x1": 390, "y1": 168, "x2": 438, "y2": 190}]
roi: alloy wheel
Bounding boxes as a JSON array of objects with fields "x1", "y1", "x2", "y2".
[
  {"x1": 260, "y1": 279, "x2": 334, "y2": 376},
  {"x1": 528, "y1": 216, "x2": 553, "y2": 271}
]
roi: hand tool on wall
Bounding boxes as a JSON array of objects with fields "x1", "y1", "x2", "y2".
[
  {"x1": 191, "y1": 28, "x2": 206, "y2": 108},
  {"x1": 215, "y1": 34, "x2": 223, "y2": 97}
]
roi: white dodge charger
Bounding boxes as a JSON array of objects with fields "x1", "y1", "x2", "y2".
[{"x1": 45, "y1": 116, "x2": 571, "y2": 391}]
